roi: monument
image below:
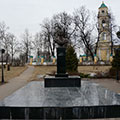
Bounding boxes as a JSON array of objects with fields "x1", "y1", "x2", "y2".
[
  {"x1": 44, "y1": 34, "x2": 81, "y2": 87},
  {"x1": 0, "y1": 47, "x2": 120, "y2": 119}
]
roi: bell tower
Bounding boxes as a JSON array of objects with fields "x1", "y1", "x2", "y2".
[{"x1": 97, "y1": 2, "x2": 112, "y2": 61}]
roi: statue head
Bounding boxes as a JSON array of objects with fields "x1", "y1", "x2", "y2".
[{"x1": 54, "y1": 37, "x2": 68, "y2": 47}]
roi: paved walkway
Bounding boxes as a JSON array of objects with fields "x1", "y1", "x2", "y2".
[{"x1": 0, "y1": 66, "x2": 34, "y2": 100}]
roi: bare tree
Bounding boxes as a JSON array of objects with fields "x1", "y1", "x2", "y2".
[
  {"x1": 21, "y1": 29, "x2": 33, "y2": 63},
  {"x1": 108, "y1": 10, "x2": 118, "y2": 54},
  {"x1": 33, "y1": 32, "x2": 44, "y2": 56},
  {"x1": 92, "y1": 13, "x2": 102, "y2": 55},
  {"x1": 0, "y1": 21, "x2": 9, "y2": 42},
  {"x1": 41, "y1": 12, "x2": 76, "y2": 57},
  {"x1": 52, "y1": 12, "x2": 76, "y2": 47},
  {"x1": 8, "y1": 33, "x2": 19, "y2": 65},
  {"x1": 2, "y1": 33, "x2": 10, "y2": 64},
  {"x1": 0, "y1": 22, "x2": 9, "y2": 64},
  {"x1": 73, "y1": 6, "x2": 95, "y2": 61},
  {"x1": 41, "y1": 19, "x2": 55, "y2": 56}
]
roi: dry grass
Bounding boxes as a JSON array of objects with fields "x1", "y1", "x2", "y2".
[
  {"x1": 0, "y1": 66, "x2": 28, "y2": 82},
  {"x1": 78, "y1": 66, "x2": 112, "y2": 74},
  {"x1": 30, "y1": 65, "x2": 112, "y2": 81},
  {"x1": 30, "y1": 66, "x2": 57, "y2": 81}
]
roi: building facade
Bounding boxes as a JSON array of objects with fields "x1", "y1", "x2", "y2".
[
  {"x1": 97, "y1": 2, "x2": 112, "y2": 61},
  {"x1": 79, "y1": 2, "x2": 119, "y2": 64}
]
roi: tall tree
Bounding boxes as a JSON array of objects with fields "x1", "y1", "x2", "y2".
[
  {"x1": 33, "y1": 32, "x2": 44, "y2": 56},
  {"x1": 91, "y1": 13, "x2": 102, "y2": 55},
  {"x1": 21, "y1": 29, "x2": 33, "y2": 63},
  {"x1": 41, "y1": 19, "x2": 55, "y2": 56},
  {"x1": 9, "y1": 33, "x2": 19, "y2": 65},
  {"x1": 0, "y1": 21, "x2": 9, "y2": 42},
  {"x1": 0, "y1": 22, "x2": 9, "y2": 64},
  {"x1": 73, "y1": 6, "x2": 95, "y2": 61},
  {"x1": 52, "y1": 12, "x2": 76, "y2": 47},
  {"x1": 108, "y1": 10, "x2": 118, "y2": 54}
]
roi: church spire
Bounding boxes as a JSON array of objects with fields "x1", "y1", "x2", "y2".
[{"x1": 99, "y1": 1, "x2": 107, "y2": 9}]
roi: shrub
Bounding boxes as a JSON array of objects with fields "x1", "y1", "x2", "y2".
[
  {"x1": 111, "y1": 48, "x2": 120, "y2": 79},
  {"x1": 109, "y1": 67, "x2": 120, "y2": 78},
  {"x1": 79, "y1": 73, "x2": 90, "y2": 78},
  {"x1": 112, "y1": 48, "x2": 120, "y2": 70},
  {"x1": 66, "y1": 45, "x2": 78, "y2": 72}
]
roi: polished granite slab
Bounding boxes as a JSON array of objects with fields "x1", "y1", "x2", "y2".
[
  {"x1": 0, "y1": 81, "x2": 120, "y2": 119},
  {"x1": 0, "y1": 81, "x2": 120, "y2": 107}
]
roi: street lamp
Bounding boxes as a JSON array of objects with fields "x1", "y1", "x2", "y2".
[{"x1": 1, "y1": 49, "x2": 5, "y2": 83}]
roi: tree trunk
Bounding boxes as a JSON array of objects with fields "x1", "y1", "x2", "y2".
[
  {"x1": 6, "y1": 53, "x2": 9, "y2": 65},
  {"x1": 12, "y1": 54, "x2": 14, "y2": 65},
  {"x1": 26, "y1": 52, "x2": 28, "y2": 63}
]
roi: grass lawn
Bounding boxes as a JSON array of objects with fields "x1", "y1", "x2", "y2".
[
  {"x1": 0, "y1": 65, "x2": 28, "y2": 82},
  {"x1": 30, "y1": 66, "x2": 56, "y2": 81},
  {"x1": 78, "y1": 66, "x2": 112, "y2": 74},
  {"x1": 30, "y1": 65, "x2": 111, "y2": 81}
]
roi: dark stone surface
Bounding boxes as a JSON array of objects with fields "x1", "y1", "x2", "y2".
[
  {"x1": 45, "y1": 75, "x2": 81, "y2": 87},
  {"x1": 57, "y1": 47, "x2": 66, "y2": 75},
  {"x1": 29, "y1": 107, "x2": 44, "y2": 119},
  {"x1": 0, "y1": 81, "x2": 120, "y2": 119},
  {"x1": 0, "y1": 107, "x2": 10, "y2": 119},
  {"x1": 0, "y1": 105, "x2": 120, "y2": 120},
  {"x1": 0, "y1": 106, "x2": 120, "y2": 119},
  {"x1": 0, "y1": 81, "x2": 120, "y2": 107},
  {"x1": 11, "y1": 107, "x2": 25, "y2": 119}
]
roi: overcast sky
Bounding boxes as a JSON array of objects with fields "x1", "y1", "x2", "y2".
[{"x1": 0, "y1": 0, "x2": 120, "y2": 37}]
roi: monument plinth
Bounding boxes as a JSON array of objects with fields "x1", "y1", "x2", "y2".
[
  {"x1": 55, "y1": 47, "x2": 68, "y2": 77},
  {"x1": 44, "y1": 47, "x2": 81, "y2": 87},
  {"x1": 0, "y1": 81, "x2": 120, "y2": 119}
]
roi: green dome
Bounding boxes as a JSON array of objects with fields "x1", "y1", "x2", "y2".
[{"x1": 99, "y1": 2, "x2": 107, "y2": 8}]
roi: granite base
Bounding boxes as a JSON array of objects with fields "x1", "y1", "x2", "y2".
[
  {"x1": 0, "y1": 81, "x2": 120, "y2": 119},
  {"x1": 44, "y1": 75, "x2": 81, "y2": 87},
  {"x1": 0, "y1": 106, "x2": 120, "y2": 119}
]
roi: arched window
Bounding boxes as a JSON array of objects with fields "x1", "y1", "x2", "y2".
[
  {"x1": 102, "y1": 20, "x2": 106, "y2": 27},
  {"x1": 102, "y1": 10, "x2": 105, "y2": 14},
  {"x1": 102, "y1": 32, "x2": 106, "y2": 40},
  {"x1": 102, "y1": 20, "x2": 105, "y2": 24}
]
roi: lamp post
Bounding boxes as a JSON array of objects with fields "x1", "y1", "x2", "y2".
[{"x1": 1, "y1": 49, "x2": 5, "y2": 83}]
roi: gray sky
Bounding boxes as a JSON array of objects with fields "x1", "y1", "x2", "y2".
[{"x1": 0, "y1": 0, "x2": 120, "y2": 37}]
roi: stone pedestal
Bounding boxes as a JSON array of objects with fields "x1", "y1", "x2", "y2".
[
  {"x1": 44, "y1": 47, "x2": 81, "y2": 87},
  {"x1": 45, "y1": 76, "x2": 81, "y2": 87},
  {"x1": 56, "y1": 47, "x2": 68, "y2": 77}
]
